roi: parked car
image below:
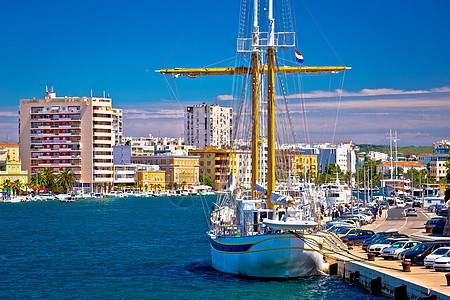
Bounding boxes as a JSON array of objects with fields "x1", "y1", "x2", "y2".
[
  {"x1": 433, "y1": 251, "x2": 450, "y2": 271},
  {"x1": 368, "y1": 237, "x2": 410, "y2": 255},
  {"x1": 412, "y1": 199, "x2": 422, "y2": 208},
  {"x1": 424, "y1": 247, "x2": 450, "y2": 268},
  {"x1": 400, "y1": 241, "x2": 450, "y2": 265},
  {"x1": 405, "y1": 208, "x2": 417, "y2": 217},
  {"x1": 405, "y1": 198, "x2": 413, "y2": 206},
  {"x1": 425, "y1": 217, "x2": 447, "y2": 234},
  {"x1": 362, "y1": 230, "x2": 407, "y2": 251},
  {"x1": 380, "y1": 241, "x2": 421, "y2": 260},
  {"x1": 396, "y1": 200, "x2": 406, "y2": 208},
  {"x1": 340, "y1": 229, "x2": 375, "y2": 244},
  {"x1": 438, "y1": 208, "x2": 449, "y2": 218}
]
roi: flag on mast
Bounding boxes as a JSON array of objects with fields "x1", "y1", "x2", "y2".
[{"x1": 294, "y1": 49, "x2": 303, "y2": 63}]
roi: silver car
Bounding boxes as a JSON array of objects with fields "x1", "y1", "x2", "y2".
[{"x1": 381, "y1": 241, "x2": 420, "y2": 259}]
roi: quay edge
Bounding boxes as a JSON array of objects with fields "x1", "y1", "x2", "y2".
[{"x1": 325, "y1": 253, "x2": 450, "y2": 300}]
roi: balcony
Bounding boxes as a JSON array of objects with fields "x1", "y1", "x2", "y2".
[
  {"x1": 93, "y1": 169, "x2": 113, "y2": 175},
  {"x1": 92, "y1": 117, "x2": 111, "y2": 122},
  {"x1": 93, "y1": 132, "x2": 112, "y2": 137},
  {"x1": 93, "y1": 139, "x2": 113, "y2": 145},
  {"x1": 32, "y1": 109, "x2": 80, "y2": 115},
  {"x1": 94, "y1": 162, "x2": 114, "y2": 167},
  {"x1": 94, "y1": 155, "x2": 113, "y2": 160},
  {"x1": 93, "y1": 109, "x2": 112, "y2": 114}
]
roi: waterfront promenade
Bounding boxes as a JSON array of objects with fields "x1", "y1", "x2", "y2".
[{"x1": 325, "y1": 206, "x2": 450, "y2": 299}]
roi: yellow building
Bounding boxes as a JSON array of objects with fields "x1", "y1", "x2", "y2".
[
  {"x1": 189, "y1": 148, "x2": 232, "y2": 191},
  {"x1": 131, "y1": 155, "x2": 199, "y2": 187},
  {"x1": 0, "y1": 143, "x2": 19, "y2": 164},
  {"x1": 137, "y1": 170, "x2": 166, "y2": 191},
  {"x1": 276, "y1": 150, "x2": 318, "y2": 178},
  {"x1": 0, "y1": 161, "x2": 28, "y2": 188}
]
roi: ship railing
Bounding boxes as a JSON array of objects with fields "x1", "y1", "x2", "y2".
[{"x1": 212, "y1": 222, "x2": 266, "y2": 237}]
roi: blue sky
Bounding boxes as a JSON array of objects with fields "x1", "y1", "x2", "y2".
[{"x1": 1, "y1": 0, "x2": 449, "y2": 145}]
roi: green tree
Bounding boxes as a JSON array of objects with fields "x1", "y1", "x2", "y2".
[
  {"x1": 199, "y1": 174, "x2": 213, "y2": 187},
  {"x1": 41, "y1": 167, "x2": 55, "y2": 191},
  {"x1": 57, "y1": 168, "x2": 76, "y2": 193},
  {"x1": 2, "y1": 178, "x2": 13, "y2": 197},
  {"x1": 12, "y1": 179, "x2": 23, "y2": 196}
]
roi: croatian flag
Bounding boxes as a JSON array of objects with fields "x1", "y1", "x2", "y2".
[{"x1": 294, "y1": 49, "x2": 303, "y2": 63}]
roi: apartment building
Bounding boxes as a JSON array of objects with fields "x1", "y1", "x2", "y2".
[
  {"x1": 184, "y1": 103, "x2": 232, "y2": 149},
  {"x1": 0, "y1": 161, "x2": 28, "y2": 186},
  {"x1": 131, "y1": 155, "x2": 199, "y2": 186},
  {"x1": 121, "y1": 135, "x2": 193, "y2": 156},
  {"x1": 0, "y1": 143, "x2": 19, "y2": 165},
  {"x1": 111, "y1": 108, "x2": 123, "y2": 146},
  {"x1": 376, "y1": 161, "x2": 426, "y2": 174},
  {"x1": 19, "y1": 89, "x2": 121, "y2": 190}
]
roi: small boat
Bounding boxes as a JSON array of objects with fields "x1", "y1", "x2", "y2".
[
  {"x1": 60, "y1": 199, "x2": 76, "y2": 203},
  {"x1": 263, "y1": 218, "x2": 318, "y2": 231}
]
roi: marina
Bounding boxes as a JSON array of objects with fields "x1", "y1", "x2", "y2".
[{"x1": 0, "y1": 196, "x2": 387, "y2": 299}]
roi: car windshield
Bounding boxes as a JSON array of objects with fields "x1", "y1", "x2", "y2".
[
  {"x1": 335, "y1": 227, "x2": 352, "y2": 234},
  {"x1": 431, "y1": 248, "x2": 450, "y2": 255},
  {"x1": 443, "y1": 251, "x2": 450, "y2": 258},
  {"x1": 409, "y1": 243, "x2": 429, "y2": 252},
  {"x1": 391, "y1": 242, "x2": 406, "y2": 248}
]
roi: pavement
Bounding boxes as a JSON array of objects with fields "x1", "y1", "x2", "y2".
[{"x1": 325, "y1": 205, "x2": 450, "y2": 298}]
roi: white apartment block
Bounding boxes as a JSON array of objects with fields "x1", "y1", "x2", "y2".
[
  {"x1": 19, "y1": 89, "x2": 118, "y2": 189},
  {"x1": 184, "y1": 103, "x2": 232, "y2": 149},
  {"x1": 367, "y1": 151, "x2": 389, "y2": 162},
  {"x1": 121, "y1": 135, "x2": 193, "y2": 156},
  {"x1": 111, "y1": 108, "x2": 123, "y2": 146}
]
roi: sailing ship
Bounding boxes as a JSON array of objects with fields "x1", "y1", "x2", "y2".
[{"x1": 157, "y1": 0, "x2": 349, "y2": 278}]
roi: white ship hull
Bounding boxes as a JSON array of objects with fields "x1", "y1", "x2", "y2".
[{"x1": 209, "y1": 233, "x2": 323, "y2": 278}]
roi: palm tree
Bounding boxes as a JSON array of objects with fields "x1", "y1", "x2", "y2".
[
  {"x1": 41, "y1": 167, "x2": 55, "y2": 191},
  {"x1": 57, "y1": 168, "x2": 76, "y2": 193},
  {"x1": 12, "y1": 179, "x2": 23, "y2": 196},
  {"x1": 2, "y1": 179, "x2": 13, "y2": 198}
]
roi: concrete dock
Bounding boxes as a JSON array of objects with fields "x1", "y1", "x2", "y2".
[{"x1": 323, "y1": 207, "x2": 450, "y2": 299}]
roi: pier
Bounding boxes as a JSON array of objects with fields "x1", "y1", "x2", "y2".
[{"x1": 324, "y1": 207, "x2": 450, "y2": 299}]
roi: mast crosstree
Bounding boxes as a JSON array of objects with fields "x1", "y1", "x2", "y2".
[{"x1": 156, "y1": 0, "x2": 349, "y2": 208}]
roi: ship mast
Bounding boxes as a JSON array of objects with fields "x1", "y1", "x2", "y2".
[
  {"x1": 251, "y1": 0, "x2": 260, "y2": 199},
  {"x1": 156, "y1": 0, "x2": 350, "y2": 207}
]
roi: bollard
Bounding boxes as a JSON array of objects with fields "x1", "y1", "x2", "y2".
[
  {"x1": 446, "y1": 273, "x2": 450, "y2": 286},
  {"x1": 342, "y1": 238, "x2": 349, "y2": 243},
  {"x1": 329, "y1": 263, "x2": 338, "y2": 276},
  {"x1": 368, "y1": 252, "x2": 376, "y2": 261},
  {"x1": 370, "y1": 277, "x2": 382, "y2": 297},
  {"x1": 425, "y1": 225, "x2": 433, "y2": 233},
  {"x1": 402, "y1": 261, "x2": 411, "y2": 272},
  {"x1": 347, "y1": 241, "x2": 354, "y2": 250},
  {"x1": 394, "y1": 284, "x2": 407, "y2": 300}
]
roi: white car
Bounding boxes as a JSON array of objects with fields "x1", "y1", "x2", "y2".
[
  {"x1": 381, "y1": 241, "x2": 421, "y2": 260},
  {"x1": 368, "y1": 238, "x2": 410, "y2": 255},
  {"x1": 433, "y1": 252, "x2": 450, "y2": 271},
  {"x1": 424, "y1": 247, "x2": 450, "y2": 268},
  {"x1": 396, "y1": 201, "x2": 406, "y2": 208}
]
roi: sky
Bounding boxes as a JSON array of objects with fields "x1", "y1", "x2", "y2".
[{"x1": 0, "y1": 0, "x2": 449, "y2": 146}]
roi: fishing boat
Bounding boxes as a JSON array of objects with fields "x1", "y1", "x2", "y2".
[{"x1": 157, "y1": 0, "x2": 349, "y2": 278}]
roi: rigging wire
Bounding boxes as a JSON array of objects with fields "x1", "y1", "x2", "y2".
[{"x1": 301, "y1": 0, "x2": 345, "y2": 66}]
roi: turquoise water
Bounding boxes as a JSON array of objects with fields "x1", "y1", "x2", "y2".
[{"x1": 0, "y1": 196, "x2": 386, "y2": 299}]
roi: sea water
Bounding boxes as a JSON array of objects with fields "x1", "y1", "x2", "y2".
[{"x1": 0, "y1": 196, "x2": 386, "y2": 299}]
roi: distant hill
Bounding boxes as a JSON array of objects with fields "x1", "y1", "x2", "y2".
[{"x1": 356, "y1": 144, "x2": 433, "y2": 157}]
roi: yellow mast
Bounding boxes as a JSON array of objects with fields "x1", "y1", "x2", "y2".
[
  {"x1": 251, "y1": 53, "x2": 260, "y2": 198},
  {"x1": 266, "y1": 48, "x2": 276, "y2": 208}
]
